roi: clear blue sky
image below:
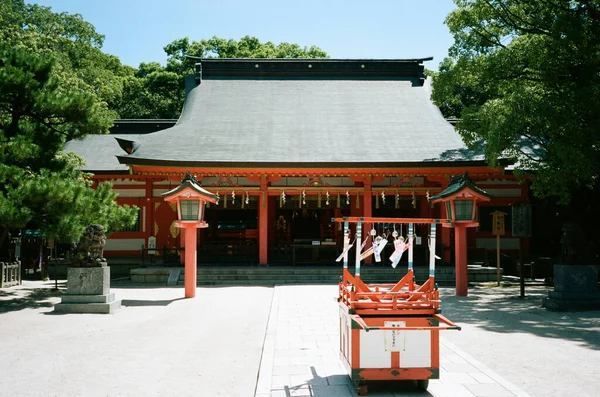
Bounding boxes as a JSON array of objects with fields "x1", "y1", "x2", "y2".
[{"x1": 31, "y1": 0, "x2": 458, "y2": 70}]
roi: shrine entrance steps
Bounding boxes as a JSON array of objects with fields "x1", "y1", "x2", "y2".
[{"x1": 174, "y1": 265, "x2": 496, "y2": 286}]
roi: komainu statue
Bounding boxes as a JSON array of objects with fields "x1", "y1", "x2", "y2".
[{"x1": 72, "y1": 224, "x2": 107, "y2": 267}]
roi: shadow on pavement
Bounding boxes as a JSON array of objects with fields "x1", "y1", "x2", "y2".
[
  {"x1": 282, "y1": 366, "x2": 432, "y2": 396},
  {"x1": 441, "y1": 286, "x2": 600, "y2": 350},
  {"x1": 121, "y1": 297, "x2": 187, "y2": 307},
  {"x1": 0, "y1": 287, "x2": 61, "y2": 314}
]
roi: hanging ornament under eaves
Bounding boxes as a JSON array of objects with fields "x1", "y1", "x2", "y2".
[
  {"x1": 346, "y1": 191, "x2": 350, "y2": 205},
  {"x1": 245, "y1": 192, "x2": 250, "y2": 205},
  {"x1": 325, "y1": 191, "x2": 330, "y2": 206},
  {"x1": 216, "y1": 191, "x2": 220, "y2": 206},
  {"x1": 412, "y1": 191, "x2": 416, "y2": 209},
  {"x1": 302, "y1": 190, "x2": 306, "y2": 206},
  {"x1": 381, "y1": 191, "x2": 386, "y2": 205},
  {"x1": 280, "y1": 191, "x2": 286, "y2": 208},
  {"x1": 231, "y1": 190, "x2": 236, "y2": 204}
]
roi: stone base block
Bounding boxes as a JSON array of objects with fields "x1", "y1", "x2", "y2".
[
  {"x1": 544, "y1": 264, "x2": 600, "y2": 311},
  {"x1": 54, "y1": 299, "x2": 121, "y2": 314},
  {"x1": 547, "y1": 290, "x2": 600, "y2": 300},
  {"x1": 66, "y1": 267, "x2": 110, "y2": 295},
  {"x1": 60, "y1": 293, "x2": 116, "y2": 304}
]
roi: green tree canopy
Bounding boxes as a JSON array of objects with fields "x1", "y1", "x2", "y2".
[
  {"x1": 431, "y1": 0, "x2": 600, "y2": 203},
  {"x1": 0, "y1": 0, "x2": 131, "y2": 120},
  {"x1": 0, "y1": 47, "x2": 137, "y2": 259}
]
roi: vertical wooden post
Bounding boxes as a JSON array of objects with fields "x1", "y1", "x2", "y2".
[
  {"x1": 496, "y1": 234, "x2": 501, "y2": 286},
  {"x1": 259, "y1": 178, "x2": 268, "y2": 265},
  {"x1": 454, "y1": 224, "x2": 468, "y2": 296},
  {"x1": 184, "y1": 224, "x2": 197, "y2": 298}
]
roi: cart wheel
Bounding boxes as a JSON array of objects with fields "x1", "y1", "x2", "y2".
[
  {"x1": 416, "y1": 379, "x2": 429, "y2": 391},
  {"x1": 356, "y1": 385, "x2": 368, "y2": 396}
]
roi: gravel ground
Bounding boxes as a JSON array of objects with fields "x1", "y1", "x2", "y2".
[
  {"x1": 1, "y1": 281, "x2": 598, "y2": 397},
  {"x1": 0, "y1": 281, "x2": 273, "y2": 397}
]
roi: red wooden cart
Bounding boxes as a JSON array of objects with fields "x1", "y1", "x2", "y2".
[{"x1": 334, "y1": 217, "x2": 461, "y2": 395}]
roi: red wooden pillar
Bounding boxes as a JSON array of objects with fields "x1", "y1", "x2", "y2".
[
  {"x1": 455, "y1": 224, "x2": 468, "y2": 296},
  {"x1": 144, "y1": 179, "x2": 153, "y2": 240},
  {"x1": 183, "y1": 224, "x2": 198, "y2": 298},
  {"x1": 179, "y1": 228, "x2": 185, "y2": 265},
  {"x1": 259, "y1": 178, "x2": 268, "y2": 265}
]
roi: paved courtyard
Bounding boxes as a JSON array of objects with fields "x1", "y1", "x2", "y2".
[{"x1": 1, "y1": 281, "x2": 599, "y2": 397}]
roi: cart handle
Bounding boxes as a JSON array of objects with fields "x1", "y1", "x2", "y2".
[{"x1": 352, "y1": 314, "x2": 461, "y2": 332}]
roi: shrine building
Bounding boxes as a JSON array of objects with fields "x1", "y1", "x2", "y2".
[{"x1": 65, "y1": 58, "x2": 529, "y2": 266}]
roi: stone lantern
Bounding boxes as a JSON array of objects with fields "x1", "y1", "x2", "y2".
[
  {"x1": 430, "y1": 172, "x2": 491, "y2": 296},
  {"x1": 162, "y1": 171, "x2": 217, "y2": 298}
]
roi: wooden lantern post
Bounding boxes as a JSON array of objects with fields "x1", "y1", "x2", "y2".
[
  {"x1": 162, "y1": 171, "x2": 217, "y2": 298},
  {"x1": 491, "y1": 210, "x2": 507, "y2": 286},
  {"x1": 430, "y1": 173, "x2": 491, "y2": 296}
]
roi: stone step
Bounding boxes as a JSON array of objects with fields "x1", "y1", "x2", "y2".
[{"x1": 132, "y1": 265, "x2": 499, "y2": 286}]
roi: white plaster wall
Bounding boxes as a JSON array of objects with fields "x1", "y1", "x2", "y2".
[{"x1": 114, "y1": 188, "x2": 145, "y2": 198}]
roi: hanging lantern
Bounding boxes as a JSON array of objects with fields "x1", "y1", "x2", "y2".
[{"x1": 430, "y1": 172, "x2": 491, "y2": 224}]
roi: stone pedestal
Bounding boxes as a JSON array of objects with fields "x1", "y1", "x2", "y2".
[
  {"x1": 543, "y1": 264, "x2": 600, "y2": 311},
  {"x1": 54, "y1": 267, "x2": 120, "y2": 314}
]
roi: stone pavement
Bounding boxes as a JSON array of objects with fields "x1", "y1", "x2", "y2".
[
  {"x1": 255, "y1": 285, "x2": 532, "y2": 397},
  {"x1": 2, "y1": 281, "x2": 598, "y2": 397},
  {"x1": 0, "y1": 282, "x2": 273, "y2": 397}
]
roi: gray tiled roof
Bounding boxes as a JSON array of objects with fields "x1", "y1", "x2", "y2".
[
  {"x1": 64, "y1": 134, "x2": 142, "y2": 172},
  {"x1": 117, "y1": 77, "x2": 482, "y2": 167}
]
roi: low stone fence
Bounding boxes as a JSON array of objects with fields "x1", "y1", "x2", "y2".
[{"x1": 1, "y1": 262, "x2": 22, "y2": 288}]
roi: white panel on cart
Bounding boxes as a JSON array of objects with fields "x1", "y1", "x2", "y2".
[
  {"x1": 360, "y1": 330, "x2": 391, "y2": 368},
  {"x1": 400, "y1": 330, "x2": 431, "y2": 368}
]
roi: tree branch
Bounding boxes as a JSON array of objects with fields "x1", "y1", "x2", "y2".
[{"x1": 484, "y1": 0, "x2": 552, "y2": 36}]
